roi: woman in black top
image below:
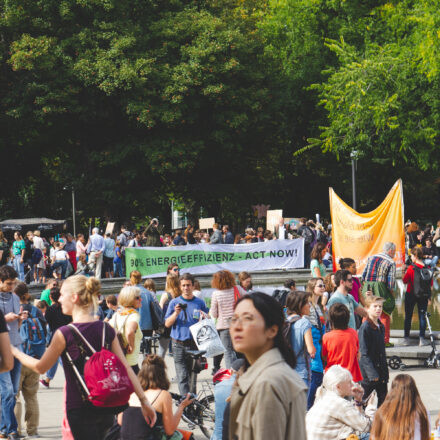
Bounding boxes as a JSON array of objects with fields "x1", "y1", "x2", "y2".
[{"x1": 120, "y1": 354, "x2": 192, "y2": 439}]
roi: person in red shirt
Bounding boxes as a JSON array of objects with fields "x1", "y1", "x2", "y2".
[
  {"x1": 322, "y1": 303, "x2": 362, "y2": 382},
  {"x1": 402, "y1": 246, "x2": 432, "y2": 346}
]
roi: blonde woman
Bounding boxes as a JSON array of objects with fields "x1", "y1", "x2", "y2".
[
  {"x1": 109, "y1": 286, "x2": 143, "y2": 374},
  {"x1": 158, "y1": 275, "x2": 181, "y2": 357},
  {"x1": 11, "y1": 275, "x2": 156, "y2": 440}
]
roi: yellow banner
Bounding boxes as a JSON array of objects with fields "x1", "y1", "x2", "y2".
[{"x1": 329, "y1": 179, "x2": 405, "y2": 274}]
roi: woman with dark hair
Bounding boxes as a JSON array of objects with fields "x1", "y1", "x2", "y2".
[
  {"x1": 229, "y1": 292, "x2": 307, "y2": 440},
  {"x1": 285, "y1": 291, "x2": 316, "y2": 386},
  {"x1": 402, "y1": 246, "x2": 432, "y2": 346},
  {"x1": 310, "y1": 243, "x2": 327, "y2": 278},
  {"x1": 372, "y1": 374, "x2": 429, "y2": 440}
]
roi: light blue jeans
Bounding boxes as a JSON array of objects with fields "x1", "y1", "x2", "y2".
[
  {"x1": 424, "y1": 256, "x2": 438, "y2": 269},
  {"x1": 13, "y1": 255, "x2": 24, "y2": 281},
  {"x1": 0, "y1": 354, "x2": 22, "y2": 435},
  {"x1": 46, "y1": 357, "x2": 62, "y2": 380}
]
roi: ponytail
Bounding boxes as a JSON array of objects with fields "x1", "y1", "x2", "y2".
[{"x1": 63, "y1": 275, "x2": 101, "y2": 311}]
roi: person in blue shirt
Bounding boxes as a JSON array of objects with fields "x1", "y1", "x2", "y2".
[
  {"x1": 285, "y1": 290, "x2": 315, "y2": 387},
  {"x1": 129, "y1": 271, "x2": 154, "y2": 338},
  {"x1": 164, "y1": 273, "x2": 209, "y2": 395}
]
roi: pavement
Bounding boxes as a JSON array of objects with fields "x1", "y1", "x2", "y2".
[{"x1": 17, "y1": 351, "x2": 440, "y2": 439}]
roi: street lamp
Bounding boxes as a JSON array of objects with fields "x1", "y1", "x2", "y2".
[
  {"x1": 63, "y1": 186, "x2": 76, "y2": 236},
  {"x1": 350, "y1": 150, "x2": 358, "y2": 211}
]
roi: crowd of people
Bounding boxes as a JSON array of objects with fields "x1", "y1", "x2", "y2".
[
  {"x1": 0, "y1": 216, "x2": 332, "y2": 285},
  {"x1": 0, "y1": 230, "x2": 438, "y2": 440},
  {"x1": 0, "y1": 213, "x2": 439, "y2": 439}
]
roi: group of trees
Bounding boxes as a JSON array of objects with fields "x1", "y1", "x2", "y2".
[{"x1": 1, "y1": 0, "x2": 439, "y2": 231}]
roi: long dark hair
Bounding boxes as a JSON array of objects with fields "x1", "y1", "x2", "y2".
[{"x1": 235, "y1": 292, "x2": 296, "y2": 369}]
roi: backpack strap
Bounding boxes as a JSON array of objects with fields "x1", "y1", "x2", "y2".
[{"x1": 68, "y1": 324, "x2": 96, "y2": 354}]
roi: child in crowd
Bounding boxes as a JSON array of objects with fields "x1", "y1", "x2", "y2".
[
  {"x1": 104, "y1": 294, "x2": 118, "y2": 322},
  {"x1": 358, "y1": 295, "x2": 389, "y2": 406},
  {"x1": 322, "y1": 303, "x2": 362, "y2": 382},
  {"x1": 144, "y1": 279, "x2": 157, "y2": 296},
  {"x1": 36, "y1": 300, "x2": 48, "y2": 316}
]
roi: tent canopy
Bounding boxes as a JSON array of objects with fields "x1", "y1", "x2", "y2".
[{"x1": 0, "y1": 218, "x2": 66, "y2": 232}]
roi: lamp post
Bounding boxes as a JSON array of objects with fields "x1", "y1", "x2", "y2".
[
  {"x1": 64, "y1": 186, "x2": 76, "y2": 236},
  {"x1": 350, "y1": 150, "x2": 358, "y2": 211}
]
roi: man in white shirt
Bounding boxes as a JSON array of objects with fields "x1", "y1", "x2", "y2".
[
  {"x1": 32, "y1": 231, "x2": 46, "y2": 283},
  {"x1": 274, "y1": 217, "x2": 287, "y2": 240},
  {"x1": 86, "y1": 228, "x2": 105, "y2": 278}
]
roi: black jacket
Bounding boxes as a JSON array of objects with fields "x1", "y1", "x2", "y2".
[{"x1": 358, "y1": 318, "x2": 389, "y2": 383}]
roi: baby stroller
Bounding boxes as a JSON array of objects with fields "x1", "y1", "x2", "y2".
[{"x1": 388, "y1": 311, "x2": 440, "y2": 370}]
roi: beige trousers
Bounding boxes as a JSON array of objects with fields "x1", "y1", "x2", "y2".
[{"x1": 14, "y1": 365, "x2": 39, "y2": 436}]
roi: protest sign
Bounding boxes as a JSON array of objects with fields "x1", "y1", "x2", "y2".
[
  {"x1": 125, "y1": 239, "x2": 304, "y2": 277},
  {"x1": 199, "y1": 217, "x2": 215, "y2": 230},
  {"x1": 330, "y1": 179, "x2": 405, "y2": 274},
  {"x1": 267, "y1": 209, "x2": 283, "y2": 233}
]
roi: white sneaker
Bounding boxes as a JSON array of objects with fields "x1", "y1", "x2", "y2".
[
  {"x1": 419, "y1": 337, "x2": 429, "y2": 346},
  {"x1": 401, "y1": 337, "x2": 411, "y2": 346}
]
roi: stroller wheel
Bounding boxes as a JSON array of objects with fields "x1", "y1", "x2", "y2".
[
  {"x1": 388, "y1": 356, "x2": 401, "y2": 370},
  {"x1": 399, "y1": 364, "x2": 406, "y2": 371}
]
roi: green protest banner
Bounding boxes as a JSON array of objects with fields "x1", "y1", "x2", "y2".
[{"x1": 125, "y1": 240, "x2": 304, "y2": 277}]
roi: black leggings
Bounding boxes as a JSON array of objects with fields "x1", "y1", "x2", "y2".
[{"x1": 67, "y1": 407, "x2": 114, "y2": 440}]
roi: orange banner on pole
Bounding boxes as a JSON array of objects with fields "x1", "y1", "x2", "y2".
[{"x1": 329, "y1": 179, "x2": 405, "y2": 274}]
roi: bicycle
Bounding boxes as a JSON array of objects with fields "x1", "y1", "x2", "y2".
[
  {"x1": 170, "y1": 349, "x2": 215, "y2": 439},
  {"x1": 140, "y1": 334, "x2": 161, "y2": 355}
]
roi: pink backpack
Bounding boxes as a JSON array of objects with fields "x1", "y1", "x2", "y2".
[{"x1": 64, "y1": 323, "x2": 134, "y2": 409}]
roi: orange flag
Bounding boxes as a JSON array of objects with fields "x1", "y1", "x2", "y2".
[{"x1": 329, "y1": 179, "x2": 405, "y2": 274}]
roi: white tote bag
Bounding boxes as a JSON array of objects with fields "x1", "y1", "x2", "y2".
[{"x1": 190, "y1": 317, "x2": 225, "y2": 358}]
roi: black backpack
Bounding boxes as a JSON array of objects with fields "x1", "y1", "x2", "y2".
[
  {"x1": 272, "y1": 289, "x2": 290, "y2": 308},
  {"x1": 412, "y1": 265, "x2": 433, "y2": 300},
  {"x1": 282, "y1": 315, "x2": 301, "y2": 349}
]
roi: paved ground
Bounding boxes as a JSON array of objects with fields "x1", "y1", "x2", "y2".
[{"x1": 21, "y1": 354, "x2": 440, "y2": 439}]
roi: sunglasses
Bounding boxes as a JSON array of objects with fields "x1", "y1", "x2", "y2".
[
  {"x1": 316, "y1": 284, "x2": 325, "y2": 288},
  {"x1": 173, "y1": 268, "x2": 179, "y2": 272}
]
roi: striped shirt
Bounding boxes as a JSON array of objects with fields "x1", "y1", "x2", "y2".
[
  {"x1": 361, "y1": 252, "x2": 396, "y2": 291},
  {"x1": 210, "y1": 286, "x2": 246, "y2": 330}
]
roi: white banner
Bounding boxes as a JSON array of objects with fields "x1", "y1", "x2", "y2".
[{"x1": 125, "y1": 239, "x2": 304, "y2": 277}]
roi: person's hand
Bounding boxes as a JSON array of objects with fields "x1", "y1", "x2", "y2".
[
  {"x1": 435, "y1": 410, "x2": 440, "y2": 428},
  {"x1": 371, "y1": 377, "x2": 379, "y2": 382},
  {"x1": 174, "y1": 304, "x2": 182, "y2": 315},
  {"x1": 20, "y1": 258, "x2": 24, "y2": 264},
  {"x1": 309, "y1": 347, "x2": 316, "y2": 359},
  {"x1": 141, "y1": 399, "x2": 157, "y2": 427},
  {"x1": 351, "y1": 382, "x2": 364, "y2": 402},
  {"x1": 365, "y1": 290, "x2": 373, "y2": 297},
  {"x1": 4, "y1": 312, "x2": 19, "y2": 323},
  {"x1": 126, "y1": 345, "x2": 133, "y2": 354},
  {"x1": 179, "y1": 393, "x2": 195, "y2": 409}
]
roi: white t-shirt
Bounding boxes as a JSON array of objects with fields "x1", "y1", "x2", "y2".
[
  {"x1": 279, "y1": 225, "x2": 286, "y2": 240},
  {"x1": 54, "y1": 250, "x2": 68, "y2": 261},
  {"x1": 33, "y1": 236, "x2": 45, "y2": 251}
]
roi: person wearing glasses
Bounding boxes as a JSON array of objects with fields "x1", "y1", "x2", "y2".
[
  {"x1": 109, "y1": 286, "x2": 143, "y2": 374},
  {"x1": 327, "y1": 270, "x2": 367, "y2": 331},
  {"x1": 229, "y1": 292, "x2": 307, "y2": 440},
  {"x1": 166, "y1": 263, "x2": 180, "y2": 277}
]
